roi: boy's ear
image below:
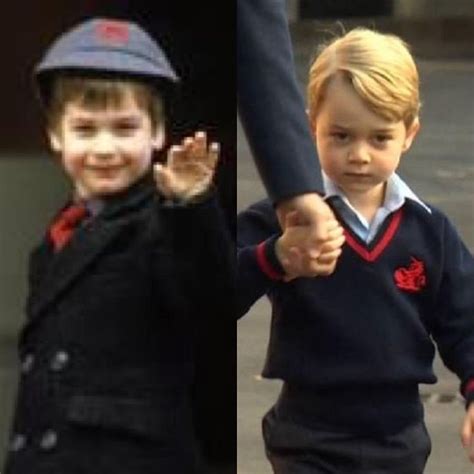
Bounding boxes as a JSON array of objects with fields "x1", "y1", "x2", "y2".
[
  {"x1": 152, "y1": 124, "x2": 165, "y2": 151},
  {"x1": 402, "y1": 117, "x2": 420, "y2": 152},
  {"x1": 306, "y1": 109, "x2": 318, "y2": 139},
  {"x1": 48, "y1": 130, "x2": 63, "y2": 153}
]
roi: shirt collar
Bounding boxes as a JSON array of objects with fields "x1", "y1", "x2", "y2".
[
  {"x1": 322, "y1": 172, "x2": 431, "y2": 214},
  {"x1": 72, "y1": 197, "x2": 105, "y2": 217},
  {"x1": 85, "y1": 199, "x2": 105, "y2": 217}
]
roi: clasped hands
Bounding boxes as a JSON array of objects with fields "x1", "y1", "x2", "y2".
[{"x1": 275, "y1": 194, "x2": 345, "y2": 281}]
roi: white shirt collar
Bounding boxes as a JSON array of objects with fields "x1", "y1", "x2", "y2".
[{"x1": 322, "y1": 172, "x2": 431, "y2": 215}]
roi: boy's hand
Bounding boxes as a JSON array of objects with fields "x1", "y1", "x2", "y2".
[
  {"x1": 276, "y1": 194, "x2": 343, "y2": 276},
  {"x1": 154, "y1": 131, "x2": 219, "y2": 202},
  {"x1": 461, "y1": 403, "x2": 474, "y2": 462},
  {"x1": 275, "y1": 211, "x2": 345, "y2": 281}
]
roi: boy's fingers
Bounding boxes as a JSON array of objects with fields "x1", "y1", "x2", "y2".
[
  {"x1": 309, "y1": 260, "x2": 337, "y2": 277},
  {"x1": 181, "y1": 137, "x2": 194, "y2": 159},
  {"x1": 308, "y1": 204, "x2": 339, "y2": 240},
  {"x1": 193, "y1": 131, "x2": 207, "y2": 157},
  {"x1": 308, "y1": 220, "x2": 328, "y2": 245},
  {"x1": 285, "y1": 247, "x2": 303, "y2": 273},
  {"x1": 462, "y1": 417, "x2": 472, "y2": 448},
  {"x1": 288, "y1": 246, "x2": 302, "y2": 263},
  {"x1": 327, "y1": 225, "x2": 345, "y2": 240},
  {"x1": 168, "y1": 145, "x2": 185, "y2": 168},
  {"x1": 302, "y1": 232, "x2": 344, "y2": 259},
  {"x1": 183, "y1": 136, "x2": 194, "y2": 149},
  {"x1": 326, "y1": 218, "x2": 343, "y2": 233},
  {"x1": 321, "y1": 262, "x2": 337, "y2": 276},
  {"x1": 207, "y1": 141, "x2": 220, "y2": 169},
  {"x1": 153, "y1": 163, "x2": 175, "y2": 197},
  {"x1": 305, "y1": 219, "x2": 340, "y2": 257},
  {"x1": 460, "y1": 419, "x2": 474, "y2": 463},
  {"x1": 315, "y1": 248, "x2": 342, "y2": 265},
  {"x1": 172, "y1": 133, "x2": 218, "y2": 170},
  {"x1": 319, "y1": 235, "x2": 346, "y2": 254}
]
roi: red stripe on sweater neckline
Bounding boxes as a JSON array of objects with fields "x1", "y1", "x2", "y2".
[{"x1": 344, "y1": 208, "x2": 403, "y2": 262}]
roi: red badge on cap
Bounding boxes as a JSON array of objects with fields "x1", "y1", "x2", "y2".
[{"x1": 95, "y1": 20, "x2": 129, "y2": 45}]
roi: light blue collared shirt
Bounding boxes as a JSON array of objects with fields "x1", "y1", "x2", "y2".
[
  {"x1": 84, "y1": 199, "x2": 105, "y2": 217},
  {"x1": 323, "y1": 172, "x2": 431, "y2": 243}
]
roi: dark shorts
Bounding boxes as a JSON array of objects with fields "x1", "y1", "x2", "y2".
[{"x1": 262, "y1": 406, "x2": 431, "y2": 474}]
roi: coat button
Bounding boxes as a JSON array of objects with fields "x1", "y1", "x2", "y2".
[
  {"x1": 39, "y1": 429, "x2": 58, "y2": 451},
  {"x1": 20, "y1": 353, "x2": 35, "y2": 374},
  {"x1": 50, "y1": 350, "x2": 69, "y2": 371},
  {"x1": 9, "y1": 433, "x2": 26, "y2": 452}
]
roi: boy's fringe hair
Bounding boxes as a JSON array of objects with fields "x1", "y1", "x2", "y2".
[
  {"x1": 46, "y1": 75, "x2": 164, "y2": 132},
  {"x1": 307, "y1": 27, "x2": 420, "y2": 128}
]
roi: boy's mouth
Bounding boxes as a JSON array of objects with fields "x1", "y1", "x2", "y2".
[
  {"x1": 344, "y1": 172, "x2": 371, "y2": 178},
  {"x1": 89, "y1": 165, "x2": 122, "y2": 172},
  {"x1": 88, "y1": 166, "x2": 123, "y2": 178}
]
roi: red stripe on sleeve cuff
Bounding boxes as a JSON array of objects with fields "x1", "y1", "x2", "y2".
[
  {"x1": 464, "y1": 379, "x2": 474, "y2": 396},
  {"x1": 256, "y1": 242, "x2": 283, "y2": 281}
]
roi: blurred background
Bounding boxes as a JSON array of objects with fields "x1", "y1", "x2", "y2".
[
  {"x1": 238, "y1": 1, "x2": 474, "y2": 473},
  {"x1": 0, "y1": 1, "x2": 235, "y2": 472}
]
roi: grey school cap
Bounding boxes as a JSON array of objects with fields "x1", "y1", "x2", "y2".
[{"x1": 34, "y1": 18, "x2": 179, "y2": 104}]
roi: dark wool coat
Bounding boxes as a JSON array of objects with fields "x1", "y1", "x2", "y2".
[{"x1": 3, "y1": 175, "x2": 233, "y2": 474}]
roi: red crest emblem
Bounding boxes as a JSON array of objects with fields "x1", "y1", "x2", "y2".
[
  {"x1": 96, "y1": 20, "x2": 129, "y2": 45},
  {"x1": 394, "y1": 257, "x2": 426, "y2": 292}
]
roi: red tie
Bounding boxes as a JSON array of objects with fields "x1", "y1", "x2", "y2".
[{"x1": 49, "y1": 204, "x2": 88, "y2": 251}]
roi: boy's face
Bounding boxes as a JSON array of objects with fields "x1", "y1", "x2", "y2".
[
  {"x1": 49, "y1": 89, "x2": 164, "y2": 200},
  {"x1": 312, "y1": 74, "x2": 419, "y2": 207}
]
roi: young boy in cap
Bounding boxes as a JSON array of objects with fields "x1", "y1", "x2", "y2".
[
  {"x1": 3, "y1": 18, "x2": 231, "y2": 473},
  {"x1": 238, "y1": 28, "x2": 474, "y2": 473}
]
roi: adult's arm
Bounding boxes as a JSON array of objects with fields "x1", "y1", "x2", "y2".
[{"x1": 237, "y1": 0, "x2": 323, "y2": 202}]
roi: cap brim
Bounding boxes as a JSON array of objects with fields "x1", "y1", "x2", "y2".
[{"x1": 35, "y1": 50, "x2": 179, "y2": 84}]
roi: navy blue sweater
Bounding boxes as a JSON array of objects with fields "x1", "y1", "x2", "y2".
[{"x1": 238, "y1": 198, "x2": 474, "y2": 433}]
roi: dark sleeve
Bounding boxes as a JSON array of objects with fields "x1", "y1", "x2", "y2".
[
  {"x1": 154, "y1": 195, "x2": 236, "y2": 463},
  {"x1": 237, "y1": 199, "x2": 284, "y2": 317},
  {"x1": 156, "y1": 195, "x2": 234, "y2": 309},
  {"x1": 237, "y1": 0, "x2": 323, "y2": 203},
  {"x1": 431, "y1": 215, "x2": 474, "y2": 404}
]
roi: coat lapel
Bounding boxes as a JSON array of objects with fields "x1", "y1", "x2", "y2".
[
  {"x1": 28, "y1": 174, "x2": 155, "y2": 321},
  {"x1": 28, "y1": 217, "x2": 127, "y2": 320},
  {"x1": 26, "y1": 237, "x2": 54, "y2": 311}
]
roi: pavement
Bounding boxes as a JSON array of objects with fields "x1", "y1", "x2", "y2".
[{"x1": 237, "y1": 20, "x2": 474, "y2": 474}]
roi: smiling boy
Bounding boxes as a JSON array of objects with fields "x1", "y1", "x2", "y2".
[
  {"x1": 3, "y1": 18, "x2": 231, "y2": 474},
  {"x1": 49, "y1": 79, "x2": 166, "y2": 199}
]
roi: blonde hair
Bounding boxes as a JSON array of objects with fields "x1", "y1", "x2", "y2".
[
  {"x1": 308, "y1": 28, "x2": 420, "y2": 128},
  {"x1": 46, "y1": 75, "x2": 164, "y2": 133}
]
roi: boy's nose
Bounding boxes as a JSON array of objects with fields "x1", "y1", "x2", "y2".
[
  {"x1": 348, "y1": 143, "x2": 370, "y2": 164},
  {"x1": 92, "y1": 132, "x2": 116, "y2": 156}
]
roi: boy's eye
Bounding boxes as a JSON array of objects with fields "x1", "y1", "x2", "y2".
[
  {"x1": 373, "y1": 135, "x2": 391, "y2": 145},
  {"x1": 73, "y1": 124, "x2": 95, "y2": 135},
  {"x1": 330, "y1": 132, "x2": 349, "y2": 142},
  {"x1": 114, "y1": 122, "x2": 140, "y2": 135}
]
